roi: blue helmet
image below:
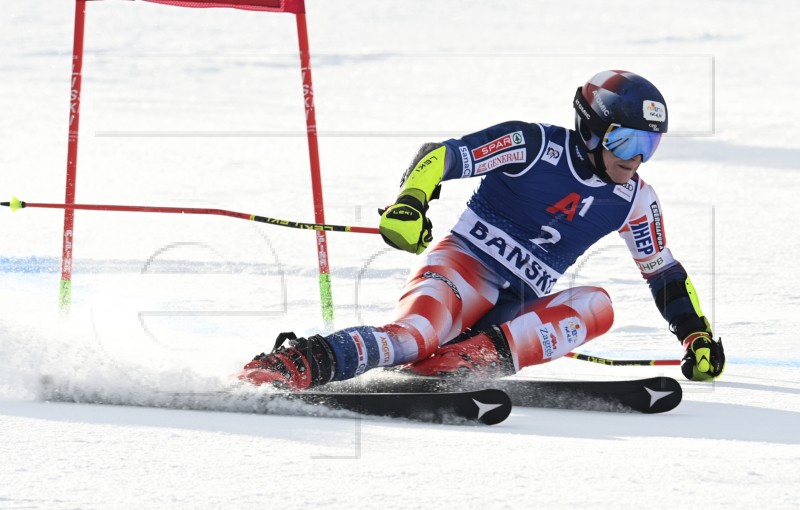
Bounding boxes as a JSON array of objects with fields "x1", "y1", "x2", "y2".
[{"x1": 573, "y1": 70, "x2": 668, "y2": 162}]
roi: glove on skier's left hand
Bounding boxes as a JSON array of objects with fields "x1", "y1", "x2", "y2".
[
  {"x1": 681, "y1": 332, "x2": 725, "y2": 381},
  {"x1": 378, "y1": 190, "x2": 432, "y2": 255}
]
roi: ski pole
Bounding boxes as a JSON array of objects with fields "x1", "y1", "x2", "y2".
[
  {"x1": 566, "y1": 352, "x2": 680, "y2": 366},
  {"x1": 1, "y1": 197, "x2": 380, "y2": 235}
]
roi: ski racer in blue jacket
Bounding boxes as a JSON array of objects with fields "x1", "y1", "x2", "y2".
[{"x1": 241, "y1": 70, "x2": 726, "y2": 389}]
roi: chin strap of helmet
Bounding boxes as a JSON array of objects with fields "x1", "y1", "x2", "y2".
[
  {"x1": 591, "y1": 144, "x2": 614, "y2": 183},
  {"x1": 577, "y1": 121, "x2": 613, "y2": 184}
]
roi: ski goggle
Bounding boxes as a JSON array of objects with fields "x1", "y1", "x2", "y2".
[{"x1": 602, "y1": 123, "x2": 663, "y2": 162}]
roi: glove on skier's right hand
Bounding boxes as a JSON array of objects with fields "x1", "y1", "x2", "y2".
[
  {"x1": 681, "y1": 332, "x2": 726, "y2": 381},
  {"x1": 379, "y1": 190, "x2": 432, "y2": 255}
]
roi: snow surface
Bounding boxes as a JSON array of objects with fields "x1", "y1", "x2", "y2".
[{"x1": 1, "y1": 0, "x2": 799, "y2": 508}]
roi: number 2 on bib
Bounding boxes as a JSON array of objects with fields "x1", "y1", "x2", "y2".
[{"x1": 531, "y1": 193, "x2": 594, "y2": 250}]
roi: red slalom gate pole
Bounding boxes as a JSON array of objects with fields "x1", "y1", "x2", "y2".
[
  {"x1": 295, "y1": 10, "x2": 335, "y2": 329},
  {"x1": 60, "y1": 0, "x2": 87, "y2": 313}
]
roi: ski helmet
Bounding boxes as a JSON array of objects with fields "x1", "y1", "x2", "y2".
[{"x1": 573, "y1": 70, "x2": 668, "y2": 162}]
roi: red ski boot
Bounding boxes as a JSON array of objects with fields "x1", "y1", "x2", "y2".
[
  {"x1": 407, "y1": 326, "x2": 515, "y2": 378},
  {"x1": 240, "y1": 332, "x2": 336, "y2": 390}
]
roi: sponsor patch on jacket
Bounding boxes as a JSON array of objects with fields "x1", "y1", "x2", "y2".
[
  {"x1": 650, "y1": 201, "x2": 665, "y2": 249},
  {"x1": 636, "y1": 253, "x2": 667, "y2": 274},
  {"x1": 613, "y1": 180, "x2": 635, "y2": 202},
  {"x1": 474, "y1": 148, "x2": 526, "y2": 175},
  {"x1": 628, "y1": 214, "x2": 656, "y2": 256},
  {"x1": 459, "y1": 145, "x2": 472, "y2": 177},
  {"x1": 541, "y1": 141, "x2": 563, "y2": 166},
  {"x1": 471, "y1": 131, "x2": 525, "y2": 160}
]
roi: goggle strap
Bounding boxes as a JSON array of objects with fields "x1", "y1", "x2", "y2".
[{"x1": 573, "y1": 87, "x2": 610, "y2": 138}]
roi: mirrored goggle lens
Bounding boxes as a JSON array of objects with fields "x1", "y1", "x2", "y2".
[{"x1": 602, "y1": 124, "x2": 663, "y2": 162}]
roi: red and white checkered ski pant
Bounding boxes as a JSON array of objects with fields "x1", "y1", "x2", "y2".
[{"x1": 381, "y1": 235, "x2": 614, "y2": 371}]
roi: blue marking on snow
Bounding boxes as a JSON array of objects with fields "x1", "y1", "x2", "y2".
[
  {"x1": 0, "y1": 256, "x2": 59, "y2": 273},
  {"x1": 724, "y1": 357, "x2": 800, "y2": 368}
]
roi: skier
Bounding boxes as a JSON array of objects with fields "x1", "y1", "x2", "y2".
[{"x1": 241, "y1": 69, "x2": 725, "y2": 389}]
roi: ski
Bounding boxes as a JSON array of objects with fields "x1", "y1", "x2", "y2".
[
  {"x1": 38, "y1": 374, "x2": 680, "y2": 423},
  {"x1": 481, "y1": 377, "x2": 682, "y2": 414},
  {"x1": 37, "y1": 377, "x2": 512, "y2": 425},
  {"x1": 322, "y1": 374, "x2": 682, "y2": 414},
  {"x1": 279, "y1": 389, "x2": 512, "y2": 425}
]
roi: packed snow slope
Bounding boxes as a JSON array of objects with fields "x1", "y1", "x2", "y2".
[{"x1": 1, "y1": 0, "x2": 799, "y2": 508}]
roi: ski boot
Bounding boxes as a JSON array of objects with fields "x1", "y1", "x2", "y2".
[
  {"x1": 240, "y1": 332, "x2": 336, "y2": 390},
  {"x1": 407, "y1": 326, "x2": 515, "y2": 378}
]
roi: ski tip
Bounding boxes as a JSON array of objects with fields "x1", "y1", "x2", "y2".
[
  {"x1": 640, "y1": 376, "x2": 683, "y2": 414},
  {"x1": 471, "y1": 389, "x2": 512, "y2": 425}
]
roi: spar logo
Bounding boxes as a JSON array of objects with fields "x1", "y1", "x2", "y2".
[{"x1": 471, "y1": 131, "x2": 525, "y2": 160}]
